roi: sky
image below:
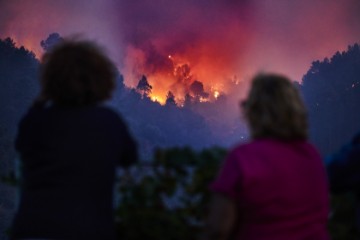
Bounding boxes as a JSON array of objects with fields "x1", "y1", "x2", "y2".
[{"x1": 1, "y1": 0, "x2": 360, "y2": 102}]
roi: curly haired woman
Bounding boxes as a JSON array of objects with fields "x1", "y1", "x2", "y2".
[{"x1": 11, "y1": 39, "x2": 138, "y2": 240}]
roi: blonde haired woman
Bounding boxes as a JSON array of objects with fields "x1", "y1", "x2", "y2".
[{"x1": 203, "y1": 74, "x2": 329, "y2": 240}]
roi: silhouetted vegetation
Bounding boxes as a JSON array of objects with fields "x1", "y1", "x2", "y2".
[
  {"x1": 115, "y1": 147, "x2": 226, "y2": 240},
  {"x1": 112, "y1": 87, "x2": 215, "y2": 158},
  {"x1": 3, "y1": 147, "x2": 359, "y2": 239},
  {"x1": 0, "y1": 37, "x2": 39, "y2": 240},
  {"x1": 114, "y1": 147, "x2": 360, "y2": 240},
  {"x1": 136, "y1": 75, "x2": 152, "y2": 97},
  {"x1": 190, "y1": 80, "x2": 209, "y2": 100},
  {"x1": 165, "y1": 91, "x2": 176, "y2": 106},
  {"x1": 40, "y1": 33, "x2": 63, "y2": 51},
  {"x1": 0, "y1": 38, "x2": 38, "y2": 173},
  {"x1": 301, "y1": 43, "x2": 360, "y2": 155}
]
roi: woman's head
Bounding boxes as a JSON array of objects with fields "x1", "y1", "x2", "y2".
[
  {"x1": 242, "y1": 73, "x2": 308, "y2": 140},
  {"x1": 38, "y1": 39, "x2": 116, "y2": 107}
]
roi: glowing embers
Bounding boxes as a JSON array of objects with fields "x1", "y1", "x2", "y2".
[
  {"x1": 124, "y1": 43, "x2": 232, "y2": 107},
  {"x1": 147, "y1": 54, "x2": 225, "y2": 106},
  {"x1": 150, "y1": 95, "x2": 165, "y2": 104}
]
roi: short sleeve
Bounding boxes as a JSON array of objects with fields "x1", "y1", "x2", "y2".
[{"x1": 210, "y1": 149, "x2": 242, "y2": 200}]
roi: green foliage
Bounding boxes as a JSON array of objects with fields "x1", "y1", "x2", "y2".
[
  {"x1": 329, "y1": 194, "x2": 360, "y2": 239},
  {"x1": 0, "y1": 171, "x2": 18, "y2": 187},
  {"x1": 115, "y1": 147, "x2": 226, "y2": 240},
  {"x1": 115, "y1": 147, "x2": 360, "y2": 239},
  {"x1": 4, "y1": 146, "x2": 360, "y2": 239}
]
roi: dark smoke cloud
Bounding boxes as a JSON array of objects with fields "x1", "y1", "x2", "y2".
[
  {"x1": 116, "y1": 0, "x2": 251, "y2": 44},
  {"x1": 190, "y1": 80, "x2": 209, "y2": 99}
]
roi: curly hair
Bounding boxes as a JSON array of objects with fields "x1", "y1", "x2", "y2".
[
  {"x1": 243, "y1": 73, "x2": 308, "y2": 140},
  {"x1": 36, "y1": 39, "x2": 116, "y2": 107}
]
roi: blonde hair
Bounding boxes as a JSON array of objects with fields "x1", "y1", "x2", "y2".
[{"x1": 243, "y1": 73, "x2": 308, "y2": 140}]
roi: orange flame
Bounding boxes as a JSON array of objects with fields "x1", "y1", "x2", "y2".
[{"x1": 122, "y1": 39, "x2": 244, "y2": 106}]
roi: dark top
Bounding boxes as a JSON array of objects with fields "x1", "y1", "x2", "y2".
[{"x1": 11, "y1": 105, "x2": 137, "y2": 239}]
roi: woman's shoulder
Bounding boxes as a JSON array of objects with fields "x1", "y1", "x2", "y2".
[
  {"x1": 248, "y1": 138, "x2": 316, "y2": 148},
  {"x1": 231, "y1": 139, "x2": 320, "y2": 158},
  {"x1": 231, "y1": 139, "x2": 278, "y2": 152},
  {"x1": 228, "y1": 141, "x2": 260, "y2": 158},
  {"x1": 18, "y1": 106, "x2": 48, "y2": 126},
  {"x1": 19, "y1": 105, "x2": 126, "y2": 128},
  {"x1": 91, "y1": 106, "x2": 131, "y2": 131},
  {"x1": 53, "y1": 104, "x2": 124, "y2": 121},
  {"x1": 91, "y1": 105, "x2": 122, "y2": 118}
]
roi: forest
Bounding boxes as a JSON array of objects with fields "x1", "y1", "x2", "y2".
[{"x1": 1, "y1": 35, "x2": 360, "y2": 239}]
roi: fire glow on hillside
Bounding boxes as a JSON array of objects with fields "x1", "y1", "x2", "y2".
[
  {"x1": 123, "y1": 42, "x2": 241, "y2": 105},
  {"x1": 1, "y1": 0, "x2": 360, "y2": 106},
  {"x1": 118, "y1": 1, "x2": 252, "y2": 105}
]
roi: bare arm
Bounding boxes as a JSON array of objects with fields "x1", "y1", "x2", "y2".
[{"x1": 201, "y1": 193, "x2": 238, "y2": 240}]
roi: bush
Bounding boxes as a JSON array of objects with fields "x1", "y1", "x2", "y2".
[
  {"x1": 115, "y1": 147, "x2": 226, "y2": 240},
  {"x1": 115, "y1": 147, "x2": 360, "y2": 239},
  {"x1": 3, "y1": 146, "x2": 359, "y2": 239}
]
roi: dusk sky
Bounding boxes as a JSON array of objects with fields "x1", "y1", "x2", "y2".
[{"x1": 1, "y1": 0, "x2": 360, "y2": 102}]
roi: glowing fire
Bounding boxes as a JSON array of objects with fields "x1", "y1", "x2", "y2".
[
  {"x1": 151, "y1": 95, "x2": 165, "y2": 104},
  {"x1": 125, "y1": 47, "x2": 236, "y2": 106},
  {"x1": 2, "y1": 0, "x2": 359, "y2": 109},
  {"x1": 199, "y1": 97, "x2": 209, "y2": 103}
]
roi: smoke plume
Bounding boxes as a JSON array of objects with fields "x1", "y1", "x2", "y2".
[{"x1": 1, "y1": 0, "x2": 360, "y2": 102}]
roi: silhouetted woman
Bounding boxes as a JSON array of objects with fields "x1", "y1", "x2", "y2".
[
  {"x1": 11, "y1": 40, "x2": 137, "y2": 239},
  {"x1": 203, "y1": 74, "x2": 329, "y2": 240}
]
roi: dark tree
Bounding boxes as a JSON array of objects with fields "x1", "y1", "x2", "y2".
[
  {"x1": 40, "y1": 33, "x2": 63, "y2": 52},
  {"x1": 115, "y1": 72, "x2": 125, "y2": 91},
  {"x1": 165, "y1": 91, "x2": 176, "y2": 106},
  {"x1": 301, "y1": 43, "x2": 360, "y2": 154},
  {"x1": 183, "y1": 93, "x2": 193, "y2": 108},
  {"x1": 0, "y1": 37, "x2": 38, "y2": 130},
  {"x1": 189, "y1": 80, "x2": 209, "y2": 100},
  {"x1": 0, "y1": 38, "x2": 38, "y2": 168},
  {"x1": 0, "y1": 38, "x2": 39, "y2": 237},
  {"x1": 136, "y1": 75, "x2": 152, "y2": 97}
]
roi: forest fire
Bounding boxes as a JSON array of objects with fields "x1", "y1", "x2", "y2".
[
  {"x1": 122, "y1": 40, "x2": 243, "y2": 105},
  {"x1": 1, "y1": 0, "x2": 360, "y2": 107},
  {"x1": 116, "y1": 1, "x2": 254, "y2": 106},
  {"x1": 151, "y1": 95, "x2": 165, "y2": 104}
]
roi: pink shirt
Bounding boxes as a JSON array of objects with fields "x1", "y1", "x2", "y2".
[{"x1": 210, "y1": 139, "x2": 329, "y2": 240}]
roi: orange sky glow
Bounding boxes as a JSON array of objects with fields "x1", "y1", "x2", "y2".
[{"x1": 1, "y1": 0, "x2": 360, "y2": 105}]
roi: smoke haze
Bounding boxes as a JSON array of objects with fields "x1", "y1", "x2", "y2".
[{"x1": 1, "y1": 0, "x2": 360, "y2": 101}]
